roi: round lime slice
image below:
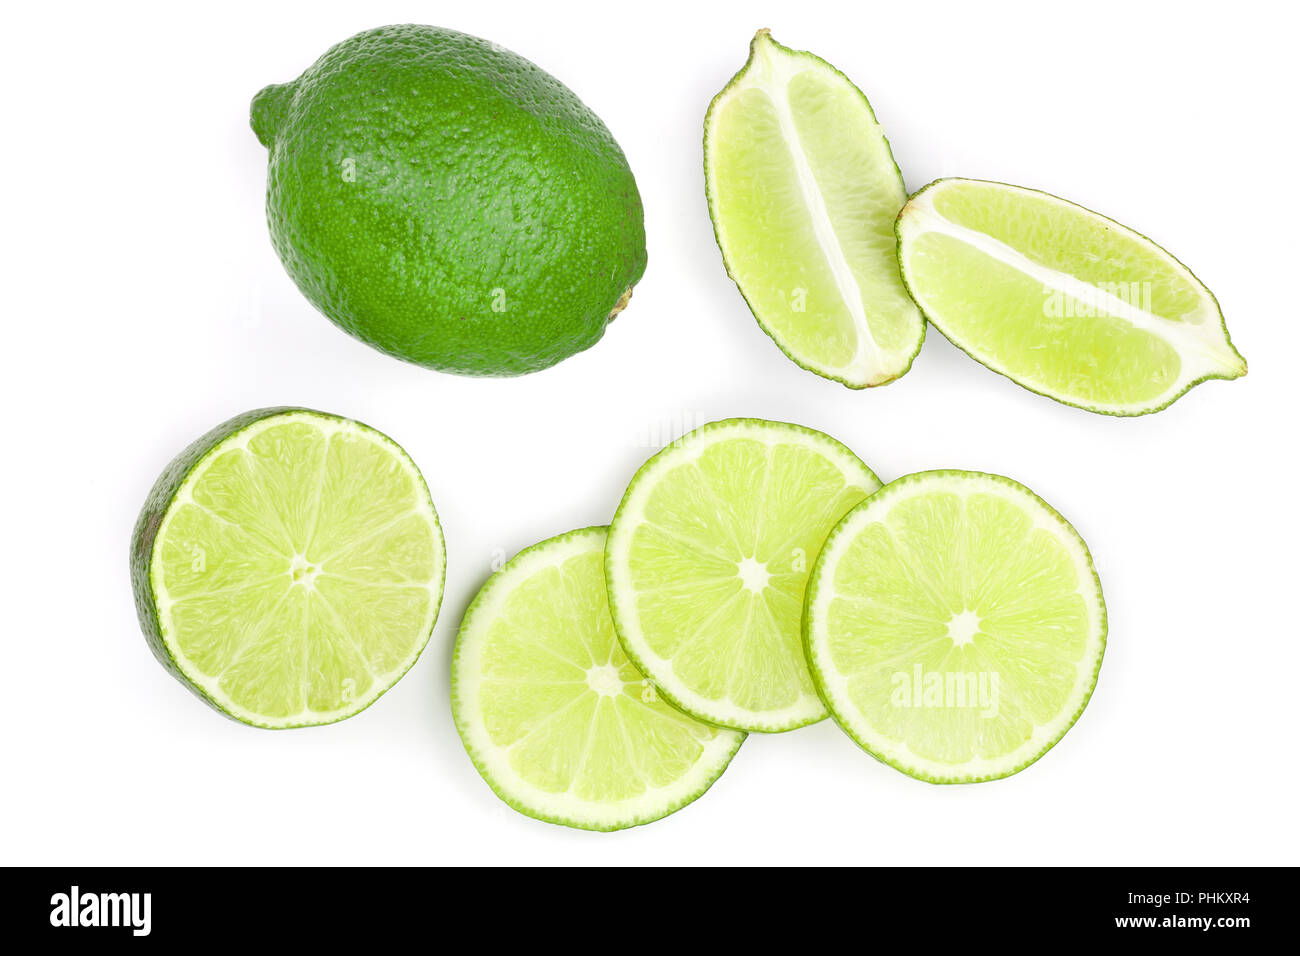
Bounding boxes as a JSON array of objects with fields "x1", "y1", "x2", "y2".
[
  {"x1": 130, "y1": 408, "x2": 445, "y2": 728},
  {"x1": 704, "y1": 30, "x2": 924, "y2": 388},
  {"x1": 897, "y1": 178, "x2": 1246, "y2": 415},
  {"x1": 606, "y1": 419, "x2": 880, "y2": 732},
  {"x1": 805, "y1": 470, "x2": 1106, "y2": 783},
  {"x1": 452, "y1": 527, "x2": 743, "y2": 830}
]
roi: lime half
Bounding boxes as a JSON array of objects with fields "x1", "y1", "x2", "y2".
[
  {"x1": 130, "y1": 408, "x2": 445, "y2": 728},
  {"x1": 805, "y1": 470, "x2": 1105, "y2": 783},
  {"x1": 452, "y1": 527, "x2": 743, "y2": 830},
  {"x1": 897, "y1": 178, "x2": 1246, "y2": 415},
  {"x1": 704, "y1": 30, "x2": 924, "y2": 388},
  {"x1": 606, "y1": 419, "x2": 880, "y2": 732}
]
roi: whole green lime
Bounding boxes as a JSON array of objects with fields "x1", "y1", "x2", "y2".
[{"x1": 251, "y1": 25, "x2": 647, "y2": 376}]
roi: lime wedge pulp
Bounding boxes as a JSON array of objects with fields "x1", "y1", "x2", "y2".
[
  {"x1": 704, "y1": 30, "x2": 924, "y2": 388},
  {"x1": 804, "y1": 470, "x2": 1106, "y2": 783},
  {"x1": 606, "y1": 419, "x2": 880, "y2": 732},
  {"x1": 130, "y1": 408, "x2": 445, "y2": 728},
  {"x1": 452, "y1": 527, "x2": 744, "y2": 831},
  {"x1": 897, "y1": 178, "x2": 1246, "y2": 415}
]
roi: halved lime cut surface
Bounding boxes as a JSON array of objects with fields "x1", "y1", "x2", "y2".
[
  {"x1": 704, "y1": 30, "x2": 924, "y2": 388},
  {"x1": 897, "y1": 178, "x2": 1246, "y2": 415},
  {"x1": 606, "y1": 419, "x2": 880, "y2": 732},
  {"x1": 452, "y1": 527, "x2": 743, "y2": 831},
  {"x1": 130, "y1": 408, "x2": 445, "y2": 728},
  {"x1": 805, "y1": 470, "x2": 1105, "y2": 783}
]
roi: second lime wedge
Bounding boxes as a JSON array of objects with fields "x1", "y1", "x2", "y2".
[{"x1": 897, "y1": 178, "x2": 1246, "y2": 415}]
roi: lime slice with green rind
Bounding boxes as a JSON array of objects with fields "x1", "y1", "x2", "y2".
[
  {"x1": 130, "y1": 408, "x2": 445, "y2": 728},
  {"x1": 606, "y1": 419, "x2": 880, "y2": 732},
  {"x1": 452, "y1": 527, "x2": 743, "y2": 830},
  {"x1": 897, "y1": 178, "x2": 1246, "y2": 415},
  {"x1": 804, "y1": 470, "x2": 1106, "y2": 783},
  {"x1": 704, "y1": 30, "x2": 924, "y2": 388}
]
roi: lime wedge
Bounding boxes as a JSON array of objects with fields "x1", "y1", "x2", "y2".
[
  {"x1": 130, "y1": 408, "x2": 445, "y2": 728},
  {"x1": 452, "y1": 527, "x2": 743, "y2": 830},
  {"x1": 704, "y1": 30, "x2": 924, "y2": 388},
  {"x1": 897, "y1": 178, "x2": 1246, "y2": 415},
  {"x1": 605, "y1": 419, "x2": 880, "y2": 732},
  {"x1": 804, "y1": 470, "x2": 1106, "y2": 783}
]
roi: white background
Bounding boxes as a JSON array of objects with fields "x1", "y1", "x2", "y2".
[{"x1": 3, "y1": 0, "x2": 1297, "y2": 866}]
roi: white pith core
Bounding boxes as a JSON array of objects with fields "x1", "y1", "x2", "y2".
[
  {"x1": 737, "y1": 556, "x2": 771, "y2": 593},
  {"x1": 902, "y1": 187, "x2": 1243, "y2": 381},
  {"x1": 585, "y1": 663, "x2": 624, "y2": 698},
  {"x1": 289, "y1": 553, "x2": 321, "y2": 588},
  {"x1": 946, "y1": 609, "x2": 981, "y2": 647}
]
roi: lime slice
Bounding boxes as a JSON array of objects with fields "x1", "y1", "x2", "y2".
[
  {"x1": 605, "y1": 419, "x2": 880, "y2": 732},
  {"x1": 704, "y1": 30, "x2": 924, "y2": 388},
  {"x1": 897, "y1": 178, "x2": 1246, "y2": 415},
  {"x1": 452, "y1": 527, "x2": 743, "y2": 830},
  {"x1": 130, "y1": 408, "x2": 445, "y2": 728},
  {"x1": 804, "y1": 470, "x2": 1106, "y2": 783}
]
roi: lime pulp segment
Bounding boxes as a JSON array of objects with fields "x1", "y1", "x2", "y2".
[
  {"x1": 897, "y1": 178, "x2": 1245, "y2": 415},
  {"x1": 452, "y1": 527, "x2": 744, "y2": 830},
  {"x1": 606, "y1": 419, "x2": 881, "y2": 732},
  {"x1": 134, "y1": 409, "x2": 445, "y2": 728},
  {"x1": 704, "y1": 31, "x2": 924, "y2": 388},
  {"x1": 805, "y1": 470, "x2": 1106, "y2": 783}
]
